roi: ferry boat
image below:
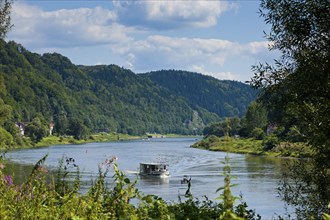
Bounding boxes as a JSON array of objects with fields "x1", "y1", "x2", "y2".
[{"x1": 139, "y1": 162, "x2": 170, "y2": 178}]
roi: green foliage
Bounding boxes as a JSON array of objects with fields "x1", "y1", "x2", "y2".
[
  {"x1": 0, "y1": 0, "x2": 12, "y2": 39},
  {"x1": 272, "y1": 142, "x2": 313, "y2": 158},
  {"x1": 54, "y1": 112, "x2": 68, "y2": 136},
  {"x1": 193, "y1": 135, "x2": 314, "y2": 158},
  {"x1": 240, "y1": 101, "x2": 268, "y2": 138},
  {"x1": 203, "y1": 122, "x2": 226, "y2": 137},
  {"x1": 24, "y1": 117, "x2": 48, "y2": 143},
  {"x1": 67, "y1": 117, "x2": 89, "y2": 140},
  {"x1": 279, "y1": 160, "x2": 330, "y2": 219},
  {"x1": 144, "y1": 70, "x2": 257, "y2": 118},
  {"x1": 250, "y1": 128, "x2": 265, "y2": 140},
  {"x1": 192, "y1": 136, "x2": 265, "y2": 156},
  {"x1": 262, "y1": 135, "x2": 279, "y2": 151},
  {"x1": 285, "y1": 126, "x2": 303, "y2": 142},
  {"x1": 54, "y1": 156, "x2": 80, "y2": 197},
  {"x1": 203, "y1": 117, "x2": 241, "y2": 137},
  {"x1": 0, "y1": 98, "x2": 11, "y2": 125},
  {"x1": 0, "y1": 126, "x2": 12, "y2": 147},
  {"x1": 251, "y1": 0, "x2": 330, "y2": 217},
  {"x1": 216, "y1": 156, "x2": 238, "y2": 211}
]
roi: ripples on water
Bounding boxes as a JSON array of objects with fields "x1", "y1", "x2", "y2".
[{"x1": 6, "y1": 137, "x2": 292, "y2": 219}]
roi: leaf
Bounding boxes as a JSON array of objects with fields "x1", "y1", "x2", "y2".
[
  {"x1": 124, "y1": 178, "x2": 130, "y2": 184},
  {"x1": 142, "y1": 195, "x2": 153, "y2": 203},
  {"x1": 216, "y1": 186, "x2": 225, "y2": 193}
]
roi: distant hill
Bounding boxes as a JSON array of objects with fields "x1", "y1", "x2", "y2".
[
  {"x1": 0, "y1": 40, "x2": 256, "y2": 136},
  {"x1": 143, "y1": 70, "x2": 257, "y2": 117}
]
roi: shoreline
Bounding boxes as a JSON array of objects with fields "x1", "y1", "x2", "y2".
[
  {"x1": 1, "y1": 133, "x2": 201, "y2": 151},
  {"x1": 191, "y1": 136, "x2": 313, "y2": 159}
]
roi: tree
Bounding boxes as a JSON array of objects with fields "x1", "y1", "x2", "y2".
[
  {"x1": 54, "y1": 112, "x2": 68, "y2": 136},
  {"x1": 25, "y1": 117, "x2": 48, "y2": 143},
  {"x1": 222, "y1": 117, "x2": 241, "y2": 136},
  {"x1": 0, "y1": 0, "x2": 12, "y2": 39},
  {"x1": 251, "y1": 0, "x2": 329, "y2": 154},
  {"x1": 0, "y1": 98, "x2": 11, "y2": 126},
  {"x1": 251, "y1": 0, "x2": 330, "y2": 218},
  {"x1": 68, "y1": 117, "x2": 88, "y2": 140},
  {"x1": 0, "y1": 126, "x2": 12, "y2": 148},
  {"x1": 250, "y1": 128, "x2": 265, "y2": 140},
  {"x1": 203, "y1": 117, "x2": 241, "y2": 137},
  {"x1": 240, "y1": 101, "x2": 267, "y2": 137},
  {"x1": 203, "y1": 122, "x2": 225, "y2": 137}
]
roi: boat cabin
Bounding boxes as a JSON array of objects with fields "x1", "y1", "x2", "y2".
[{"x1": 139, "y1": 163, "x2": 169, "y2": 178}]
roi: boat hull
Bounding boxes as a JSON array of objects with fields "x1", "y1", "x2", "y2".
[{"x1": 139, "y1": 171, "x2": 170, "y2": 178}]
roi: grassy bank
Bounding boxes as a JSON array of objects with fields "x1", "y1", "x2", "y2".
[
  {"x1": 35, "y1": 133, "x2": 140, "y2": 147},
  {"x1": 6, "y1": 133, "x2": 195, "y2": 149},
  {"x1": 191, "y1": 135, "x2": 313, "y2": 158},
  {"x1": 0, "y1": 133, "x2": 140, "y2": 150}
]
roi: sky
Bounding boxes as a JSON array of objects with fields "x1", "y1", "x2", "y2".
[{"x1": 7, "y1": 0, "x2": 279, "y2": 82}]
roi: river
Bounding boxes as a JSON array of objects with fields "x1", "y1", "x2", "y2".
[{"x1": 5, "y1": 137, "x2": 292, "y2": 219}]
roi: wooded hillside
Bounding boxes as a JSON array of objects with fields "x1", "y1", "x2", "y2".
[
  {"x1": 144, "y1": 70, "x2": 257, "y2": 117},
  {"x1": 0, "y1": 40, "x2": 256, "y2": 141}
]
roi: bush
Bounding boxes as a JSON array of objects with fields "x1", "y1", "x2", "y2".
[
  {"x1": 250, "y1": 128, "x2": 265, "y2": 140},
  {"x1": 263, "y1": 135, "x2": 279, "y2": 151},
  {"x1": 285, "y1": 126, "x2": 303, "y2": 142},
  {"x1": 208, "y1": 135, "x2": 221, "y2": 143},
  {"x1": 0, "y1": 127, "x2": 13, "y2": 148}
]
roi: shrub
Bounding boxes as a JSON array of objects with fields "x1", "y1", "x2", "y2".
[
  {"x1": 208, "y1": 135, "x2": 221, "y2": 143},
  {"x1": 285, "y1": 126, "x2": 303, "y2": 142},
  {"x1": 250, "y1": 128, "x2": 265, "y2": 140},
  {"x1": 263, "y1": 135, "x2": 279, "y2": 151},
  {"x1": 0, "y1": 127, "x2": 13, "y2": 148}
]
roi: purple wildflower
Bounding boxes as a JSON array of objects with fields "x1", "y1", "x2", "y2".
[{"x1": 3, "y1": 175, "x2": 13, "y2": 186}]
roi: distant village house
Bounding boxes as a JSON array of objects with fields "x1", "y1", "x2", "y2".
[
  {"x1": 266, "y1": 123, "x2": 277, "y2": 135},
  {"x1": 50, "y1": 121, "x2": 54, "y2": 136},
  {"x1": 15, "y1": 122, "x2": 25, "y2": 136}
]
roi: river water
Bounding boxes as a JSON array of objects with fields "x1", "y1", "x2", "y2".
[{"x1": 5, "y1": 137, "x2": 292, "y2": 219}]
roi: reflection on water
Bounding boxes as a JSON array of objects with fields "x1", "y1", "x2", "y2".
[
  {"x1": 4, "y1": 137, "x2": 293, "y2": 219},
  {"x1": 139, "y1": 176, "x2": 170, "y2": 185}
]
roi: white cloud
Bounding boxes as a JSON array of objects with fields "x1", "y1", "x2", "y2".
[
  {"x1": 191, "y1": 65, "x2": 239, "y2": 80},
  {"x1": 9, "y1": 3, "x2": 132, "y2": 49},
  {"x1": 114, "y1": 0, "x2": 235, "y2": 29},
  {"x1": 115, "y1": 35, "x2": 266, "y2": 63},
  {"x1": 6, "y1": 2, "x2": 275, "y2": 82},
  {"x1": 245, "y1": 41, "x2": 270, "y2": 54},
  {"x1": 111, "y1": 35, "x2": 271, "y2": 81}
]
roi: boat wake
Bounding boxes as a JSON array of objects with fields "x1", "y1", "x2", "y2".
[{"x1": 125, "y1": 170, "x2": 139, "y2": 175}]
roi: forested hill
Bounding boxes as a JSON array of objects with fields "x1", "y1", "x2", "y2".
[
  {"x1": 0, "y1": 40, "x2": 256, "y2": 138},
  {"x1": 143, "y1": 70, "x2": 257, "y2": 117}
]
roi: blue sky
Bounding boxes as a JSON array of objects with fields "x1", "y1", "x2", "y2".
[{"x1": 8, "y1": 0, "x2": 278, "y2": 82}]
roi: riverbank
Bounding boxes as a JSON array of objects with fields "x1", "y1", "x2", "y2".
[
  {"x1": 2, "y1": 133, "x2": 197, "y2": 150},
  {"x1": 191, "y1": 135, "x2": 313, "y2": 158},
  {"x1": 36, "y1": 133, "x2": 201, "y2": 148},
  {"x1": 35, "y1": 133, "x2": 139, "y2": 147},
  {"x1": 0, "y1": 133, "x2": 140, "y2": 150}
]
